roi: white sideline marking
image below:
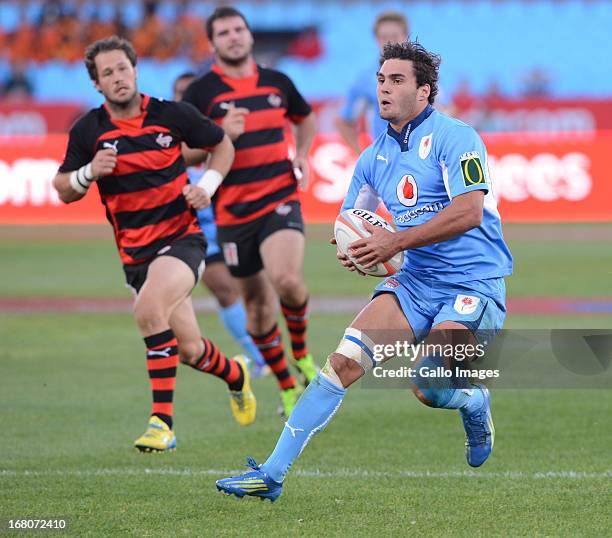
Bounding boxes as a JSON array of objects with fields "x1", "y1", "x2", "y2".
[{"x1": 0, "y1": 468, "x2": 610, "y2": 479}]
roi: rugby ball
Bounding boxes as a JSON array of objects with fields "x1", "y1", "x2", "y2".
[{"x1": 334, "y1": 208, "x2": 404, "y2": 277}]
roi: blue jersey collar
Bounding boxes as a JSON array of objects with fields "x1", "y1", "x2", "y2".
[{"x1": 386, "y1": 104, "x2": 434, "y2": 152}]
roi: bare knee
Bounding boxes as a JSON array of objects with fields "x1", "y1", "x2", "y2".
[
  {"x1": 207, "y1": 279, "x2": 238, "y2": 308},
  {"x1": 178, "y1": 340, "x2": 204, "y2": 366},
  {"x1": 243, "y1": 293, "x2": 276, "y2": 333},
  {"x1": 270, "y1": 271, "x2": 306, "y2": 303},
  {"x1": 329, "y1": 353, "x2": 364, "y2": 388},
  {"x1": 133, "y1": 301, "x2": 168, "y2": 336},
  {"x1": 202, "y1": 264, "x2": 239, "y2": 307},
  {"x1": 411, "y1": 386, "x2": 434, "y2": 407}
]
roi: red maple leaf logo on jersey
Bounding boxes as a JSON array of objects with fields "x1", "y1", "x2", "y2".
[{"x1": 462, "y1": 297, "x2": 473, "y2": 305}]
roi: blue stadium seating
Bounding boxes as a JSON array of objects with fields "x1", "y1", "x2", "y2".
[{"x1": 1, "y1": 0, "x2": 611, "y2": 103}]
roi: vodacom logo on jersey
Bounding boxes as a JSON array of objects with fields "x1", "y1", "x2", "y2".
[{"x1": 396, "y1": 174, "x2": 418, "y2": 207}]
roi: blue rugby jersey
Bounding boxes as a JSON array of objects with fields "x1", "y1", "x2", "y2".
[{"x1": 342, "y1": 105, "x2": 513, "y2": 282}]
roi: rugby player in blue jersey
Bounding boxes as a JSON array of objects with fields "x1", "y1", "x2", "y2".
[
  {"x1": 216, "y1": 41, "x2": 513, "y2": 501},
  {"x1": 336, "y1": 11, "x2": 409, "y2": 155},
  {"x1": 336, "y1": 11, "x2": 408, "y2": 213}
]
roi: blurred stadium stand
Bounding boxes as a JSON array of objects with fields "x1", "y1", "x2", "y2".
[
  {"x1": 1, "y1": 0, "x2": 611, "y2": 104},
  {"x1": 2, "y1": 1, "x2": 612, "y2": 225}
]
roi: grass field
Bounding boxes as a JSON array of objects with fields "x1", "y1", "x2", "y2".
[
  {"x1": 1, "y1": 223, "x2": 612, "y2": 299},
  {"x1": 1, "y1": 224, "x2": 611, "y2": 536}
]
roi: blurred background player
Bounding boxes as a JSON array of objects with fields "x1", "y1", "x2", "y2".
[
  {"x1": 173, "y1": 72, "x2": 269, "y2": 378},
  {"x1": 216, "y1": 41, "x2": 512, "y2": 501},
  {"x1": 182, "y1": 7, "x2": 319, "y2": 416},
  {"x1": 336, "y1": 11, "x2": 409, "y2": 213},
  {"x1": 52, "y1": 36, "x2": 256, "y2": 452},
  {"x1": 335, "y1": 11, "x2": 409, "y2": 155}
]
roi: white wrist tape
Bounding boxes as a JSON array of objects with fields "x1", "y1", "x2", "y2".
[
  {"x1": 196, "y1": 169, "x2": 224, "y2": 197},
  {"x1": 69, "y1": 162, "x2": 94, "y2": 194}
]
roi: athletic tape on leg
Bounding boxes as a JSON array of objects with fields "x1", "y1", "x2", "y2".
[
  {"x1": 319, "y1": 357, "x2": 343, "y2": 388},
  {"x1": 335, "y1": 328, "x2": 377, "y2": 370}
]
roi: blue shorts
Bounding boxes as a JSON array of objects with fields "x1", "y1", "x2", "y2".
[
  {"x1": 373, "y1": 270, "x2": 507, "y2": 344},
  {"x1": 196, "y1": 205, "x2": 223, "y2": 264}
]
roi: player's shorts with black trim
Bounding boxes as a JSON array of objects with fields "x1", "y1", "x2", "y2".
[
  {"x1": 216, "y1": 201, "x2": 304, "y2": 278},
  {"x1": 123, "y1": 233, "x2": 206, "y2": 294}
]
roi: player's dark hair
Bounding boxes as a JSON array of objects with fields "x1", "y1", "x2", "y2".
[
  {"x1": 172, "y1": 71, "x2": 196, "y2": 99},
  {"x1": 84, "y1": 35, "x2": 137, "y2": 82},
  {"x1": 175, "y1": 71, "x2": 196, "y2": 81},
  {"x1": 173, "y1": 71, "x2": 196, "y2": 87},
  {"x1": 381, "y1": 41, "x2": 441, "y2": 104},
  {"x1": 206, "y1": 6, "x2": 251, "y2": 41}
]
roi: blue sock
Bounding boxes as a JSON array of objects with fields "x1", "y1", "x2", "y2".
[
  {"x1": 262, "y1": 374, "x2": 345, "y2": 482},
  {"x1": 445, "y1": 385, "x2": 484, "y2": 414},
  {"x1": 414, "y1": 355, "x2": 483, "y2": 413},
  {"x1": 218, "y1": 301, "x2": 266, "y2": 367}
]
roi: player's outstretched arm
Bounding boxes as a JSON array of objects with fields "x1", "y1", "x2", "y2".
[
  {"x1": 52, "y1": 148, "x2": 117, "y2": 204},
  {"x1": 181, "y1": 144, "x2": 209, "y2": 167},
  {"x1": 293, "y1": 112, "x2": 316, "y2": 189},
  {"x1": 334, "y1": 116, "x2": 362, "y2": 155},
  {"x1": 207, "y1": 133, "x2": 234, "y2": 179},
  {"x1": 53, "y1": 172, "x2": 87, "y2": 203},
  {"x1": 184, "y1": 134, "x2": 235, "y2": 210},
  {"x1": 398, "y1": 190, "x2": 484, "y2": 249},
  {"x1": 335, "y1": 72, "x2": 368, "y2": 155}
]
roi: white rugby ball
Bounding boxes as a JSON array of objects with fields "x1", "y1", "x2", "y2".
[{"x1": 334, "y1": 208, "x2": 404, "y2": 277}]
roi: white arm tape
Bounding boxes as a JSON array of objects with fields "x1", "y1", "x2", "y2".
[
  {"x1": 196, "y1": 169, "x2": 224, "y2": 197},
  {"x1": 69, "y1": 162, "x2": 94, "y2": 194}
]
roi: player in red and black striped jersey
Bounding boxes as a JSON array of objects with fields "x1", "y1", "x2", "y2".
[
  {"x1": 182, "y1": 7, "x2": 319, "y2": 416},
  {"x1": 52, "y1": 36, "x2": 256, "y2": 452},
  {"x1": 183, "y1": 64, "x2": 310, "y2": 229}
]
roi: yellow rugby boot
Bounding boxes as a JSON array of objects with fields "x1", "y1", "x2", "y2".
[
  {"x1": 293, "y1": 353, "x2": 320, "y2": 386},
  {"x1": 229, "y1": 355, "x2": 257, "y2": 426},
  {"x1": 134, "y1": 416, "x2": 176, "y2": 453},
  {"x1": 279, "y1": 385, "x2": 304, "y2": 417}
]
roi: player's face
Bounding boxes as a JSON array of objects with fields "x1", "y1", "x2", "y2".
[
  {"x1": 211, "y1": 16, "x2": 254, "y2": 66},
  {"x1": 377, "y1": 59, "x2": 430, "y2": 127},
  {"x1": 94, "y1": 49, "x2": 138, "y2": 107},
  {"x1": 173, "y1": 77, "x2": 194, "y2": 101},
  {"x1": 375, "y1": 21, "x2": 407, "y2": 51}
]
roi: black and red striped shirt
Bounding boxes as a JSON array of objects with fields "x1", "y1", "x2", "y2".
[
  {"x1": 182, "y1": 63, "x2": 312, "y2": 227},
  {"x1": 59, "y1": 94, "x2": 224, "y2": 264}
]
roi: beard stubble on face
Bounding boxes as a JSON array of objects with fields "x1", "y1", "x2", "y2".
[
  {"x1": 105, "y1": 87, "x2": 139, "y2": 109},
  {"x1": 217, "y1": 50, "x2": 250, "y2": 67},
  {"x1": 379, "y1": 92, "x2": 419, "y2": 126}
]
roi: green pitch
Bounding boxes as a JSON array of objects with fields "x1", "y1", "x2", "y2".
[
  {"x1": 1, "y1": 224, "x2": 611, "y2": 536},
  {"x1": 2, "y1": 313, "x2": 610, "y2": 536},
  {"x1": 1, "y1": 223, "x2": 612, "y2": 298}
]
